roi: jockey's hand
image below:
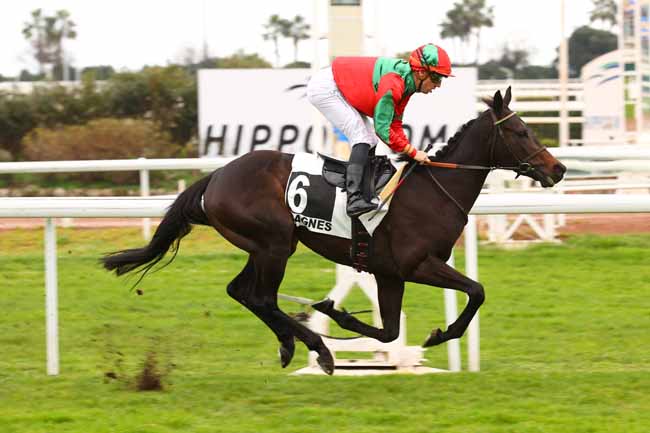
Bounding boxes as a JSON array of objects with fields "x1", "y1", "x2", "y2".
[{"x1": 413, "y1": 150, "x2": 430, "y2": 164}]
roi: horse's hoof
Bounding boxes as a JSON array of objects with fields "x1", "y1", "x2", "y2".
[
  {"x1": 316, "y1": 350, "x2": 335, "y2": 375},
  {"x1": 279, "y1": 341, "x2": 295, "y2": 368},
  {"x1": 312, "y1": 298, "x2": 334, "y2": 315},
  {"x1": 422, "y1": 328, "x2": 444, "y2": 347}
]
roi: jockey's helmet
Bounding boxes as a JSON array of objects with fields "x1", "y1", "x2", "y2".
[{"x1": 409, "y1": 44, "x2": 454, "y2": 77}]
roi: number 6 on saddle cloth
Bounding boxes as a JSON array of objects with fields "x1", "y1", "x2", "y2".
[{"x1": 285, "y1": 152, "x2": 401, "y2": 267}]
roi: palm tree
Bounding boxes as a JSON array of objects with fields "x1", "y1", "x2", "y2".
[
  {"x1": 465, "y1": 0, "x2": 494, "y2": 65},
  {"x1": 287, "y1": 15, "x2": 310, "y2": 63},
  {"x1": 22, "y1": 9, "x2": 49, "y2": 75},
  {"x1": 22, "y1": 9, "x2": 76, "y2": 78},
  {"x1": 440, "y1": 3, "x2": 472, "y2": 63},
  {"x1": 590, "y1": 0, "x2": 617, "y2": 30},
  {"x1": 439, "y1": 0, "x2": 493, "y2": 65},
  {"x1": 262, "y1": 14, "x2": 291, "y2": 67}
]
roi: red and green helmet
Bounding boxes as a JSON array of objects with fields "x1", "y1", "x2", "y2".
[{"x1": 409, "y1": 43, "x2": 454, "y2": 77}]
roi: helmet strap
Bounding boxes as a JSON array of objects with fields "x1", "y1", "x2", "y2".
[{"x1": 416, "y1": 70, "x2": 425, "y2": 92}]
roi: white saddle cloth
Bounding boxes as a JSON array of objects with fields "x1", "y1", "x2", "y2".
[{"x1": 285, "y1": 152, "x2": 406, "y2": 239}]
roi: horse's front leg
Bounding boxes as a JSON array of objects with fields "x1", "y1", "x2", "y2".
[
  {"x1": 409, "y1": 254, "x2": 485, "y2": 347},
  {"x1": 312, "y1": 274, "x2": 404, "y2": 343}
]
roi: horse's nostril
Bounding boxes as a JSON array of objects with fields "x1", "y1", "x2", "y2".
[{"x1": 554, "y1": 163, "x2": 566, "y2": 176}]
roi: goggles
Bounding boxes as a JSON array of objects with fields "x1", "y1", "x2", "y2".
[{"x1": 429, "y1": 72, "x2": 445, "y2": 85}]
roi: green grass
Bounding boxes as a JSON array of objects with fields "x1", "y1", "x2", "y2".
[{"x1": 1, "y1": 227, "x2": 649, "y2": 433}]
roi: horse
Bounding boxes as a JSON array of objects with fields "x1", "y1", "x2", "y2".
[{"x1": 102, "y1": 87, "x2": 566, "y2": 375}]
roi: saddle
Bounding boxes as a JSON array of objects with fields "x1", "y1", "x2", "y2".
[
  {"x1": 319, "y1": 152, "x2": 397, "y2": 273},
  {"x1": 319, "y1": 152, "x2": 396, "y2": 202}
]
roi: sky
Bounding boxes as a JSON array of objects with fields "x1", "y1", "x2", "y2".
[{"x1": 1, "y1": 0, "x2": 604, "y2": 77}]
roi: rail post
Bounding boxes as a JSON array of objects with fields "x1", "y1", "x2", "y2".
[
  {"x1": 45, "y1": 218, "x2": 60, "y2": 375},
  {"x1": 465, "y1": 215, "x2": 480, "y2": 371},
  {"x1": 139, "y1": 157, "x2": 151, "y2": 240}
]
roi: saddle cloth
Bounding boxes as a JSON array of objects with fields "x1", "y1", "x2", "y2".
[{"x1": 285, "y1": 153, "x2": 406, "y2": 239}]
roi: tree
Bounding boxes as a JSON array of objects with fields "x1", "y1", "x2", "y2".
[
  {"x1": 287, "y1": 15, "x2": 310, "y2": 63},
  {"x1": 22, "y1": 9, "x2": 77, "y2": 78},
  {"x1": 498, "y1": 46, "x2": 529, "y2": 73},
  {"x1": 262, "y1": 14, "x2": 291, "y2": 67},
  {"x1": 395, "y1": 51, "x2": 410, "y2": 61},
  {"x1": 81, "y1": 66, "x2": 116, "y2": 81},
  {"x1": 19, "y1": 69, "x2": 46, "y2": 81},
  {"x1": 440, "y1": 3, "x2": 471, "y2": 61},
  {"x1": 516, "y1": 65, "x2": 557, "y2": 80},
  {"x1": 478, "y1": 61, "x2": 509, "y2": 80},
  {"x1": 567, "y1": 26, "x2": 617, "y2": 77},
  {"x1": 22, "y1": 9, "x2": 48, "y2": 74},
  {"x1": 439, "y1": 0, "x2": 493, "y2": 64},
  {"x1": 283, "y1": 61, "x2": 311, "y2": 69},
  {"x1": 590, "y1": 0, "x2": 617, "y2": 30},
  {"x1": 217, "y1": 50, "x2": 273, "y2": 68},
  {"x1": 465, "y1": 0, "x2": 494, "y2": 65}
]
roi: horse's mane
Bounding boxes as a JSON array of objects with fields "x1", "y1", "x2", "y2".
[{"x1": 430, "y1": 118, "x2": 477, "y2": 161}]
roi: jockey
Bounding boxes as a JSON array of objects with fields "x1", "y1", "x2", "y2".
[{"x1": 307, "y1": 43, "x2": 453, "y2": 217}]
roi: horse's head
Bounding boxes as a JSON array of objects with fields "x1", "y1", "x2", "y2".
[{"x1": 484, "y1": 87, "x2": 566, "y2": 187}]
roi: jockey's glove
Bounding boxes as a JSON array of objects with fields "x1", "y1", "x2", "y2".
[{"x1": 413, "y1": 150, "x2": 430, "y2": 163}]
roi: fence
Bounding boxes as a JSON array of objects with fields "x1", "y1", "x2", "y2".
[
  {"x1": 476, "y1": 80, "x2": 585, "y2": 127},
  {"x1": 482, "y1": 145, "x2": 650, "y2": 243},
  {"x1": 2, "y1": 193, "x2": 650, "y2": 376},
  {"x1": 0, "y1": 157, "x2": 235, "y2": 239}
]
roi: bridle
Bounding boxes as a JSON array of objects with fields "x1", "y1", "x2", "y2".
[
  {"x1": 487, "y1": 110, "x2": 547, "y2": 177},
  {"x1": 369, "y1": 109, "x2": 549, "y2": 221},
  {"x1": 424, "y1": 110, "x2": 546, "y2": 176},
  {"x1": 423, "y1": 109, "x2": 548, "y2": 218}
]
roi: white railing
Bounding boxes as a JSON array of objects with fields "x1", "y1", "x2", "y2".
[
  {"x1": 477, "y1": 79, "x2": 585, "y2": 126},
  {"x1": 2, "y1": 193, "x2": 650, "y2": 376},
  {"x1": 0, "y1": 157, "x2": 236, "y2": 173},
  {"x1": 482, "y1": 146, "x2": 650, "y2": 243},
  {"x1": 3, "y1": 194, "x2": 650, "y2": 218},
  {"x1": 0, "y1": 157, "x2": 234, "y2": 239},
  {"x1": 551, "y1": 145, "x2": 650, "y2": 160}
]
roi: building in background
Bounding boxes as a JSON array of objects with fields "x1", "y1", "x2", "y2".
[
  {"x1": 620, "y1": 0, "x2": 650, "y2": 142},
  {"x1": 582, "y1": 0, "x2": 650, "y2": 144},
  {"x1": 328, "y1": 0, "x2": 363, "y2": 60}
]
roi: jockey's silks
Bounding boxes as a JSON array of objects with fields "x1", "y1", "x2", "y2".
[{"x1": 332, "y1": 57, "x2": 416, "y2": 153}]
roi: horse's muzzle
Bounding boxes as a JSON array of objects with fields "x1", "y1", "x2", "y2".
[{"x1": 535, "y1": 161, "x2": 566, "y2": 188}]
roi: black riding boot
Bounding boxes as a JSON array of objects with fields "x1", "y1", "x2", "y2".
[{"x1": 346, "y1": 143, "x2": 377, "y2": 217}]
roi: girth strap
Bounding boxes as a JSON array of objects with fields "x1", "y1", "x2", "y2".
[{"x1": 350, "y1": 217, "x2": 372, "y2": 272}]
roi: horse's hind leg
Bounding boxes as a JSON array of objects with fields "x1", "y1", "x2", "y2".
[
  {"x1": 227, "y1": 257, "x2": 296, "y2": 368},
  {"x1": 312, "y1": 274, "x2": 405, "y2": 343},
  {"x1": 409, "y1": 254, "x2": 485, "y2": 347},
  {"x1": 249, "y1": 251, "x2": 335, "y2": 375}
]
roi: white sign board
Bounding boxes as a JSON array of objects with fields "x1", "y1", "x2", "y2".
[
  {"x1": 198, "y1": 67, "x2": 477, "y2": 157},
  {"x1": 581, "y1": 50, "x2": 625, "y2": 145}
]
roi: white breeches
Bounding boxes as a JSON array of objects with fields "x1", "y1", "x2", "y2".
[{"x1": 306, "y1": 67, "x2": 378, "y2": 147}]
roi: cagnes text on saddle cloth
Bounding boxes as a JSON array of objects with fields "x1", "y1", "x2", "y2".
[{"x1": 285, "y1": 153, "x2": 405, "y2": 239}]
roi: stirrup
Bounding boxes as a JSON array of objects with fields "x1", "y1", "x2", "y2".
[{"x1": 346, "y1": 199, "x2": 377, "y2": 217}]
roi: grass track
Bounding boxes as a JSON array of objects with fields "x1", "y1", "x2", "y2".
[{"x1": 1, "y1": 227, "x2": 649, "y2": 432}]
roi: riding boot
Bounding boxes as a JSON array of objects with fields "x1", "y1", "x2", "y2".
[{"x1": 346, "y1": 143, "x2": 377, "y2": 217}]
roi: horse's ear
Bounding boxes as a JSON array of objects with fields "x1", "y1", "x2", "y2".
[
  {"x1": 492, "y1": 90, "x2": 504, "y2": 114},
  {"x1": 503, "y1": 86, "x2": 512, "y2": 107},
  {"x1": 482, "y1": 96, "x2": 494, "y2": 108}
]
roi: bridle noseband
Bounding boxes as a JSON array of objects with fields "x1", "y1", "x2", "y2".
[{"x1": 487, "y1": 110, "x2": 547, "y2": 178}]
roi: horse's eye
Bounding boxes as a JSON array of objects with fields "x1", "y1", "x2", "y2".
[{"x1": 516, "y1": 130, "x2": 528, "y2": 138}]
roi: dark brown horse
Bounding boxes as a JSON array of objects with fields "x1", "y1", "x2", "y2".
[{"x1": 102, "y1": 88, "x2": 566, "y2": 375}]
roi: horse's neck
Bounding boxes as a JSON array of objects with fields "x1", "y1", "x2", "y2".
[{"x1": 433, "y1": 116, "x2": 493, "y2": 212}]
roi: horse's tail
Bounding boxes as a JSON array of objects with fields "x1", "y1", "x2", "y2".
[{"x1": 101, "y1": 173, "x2": 213, "y2": 281}]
